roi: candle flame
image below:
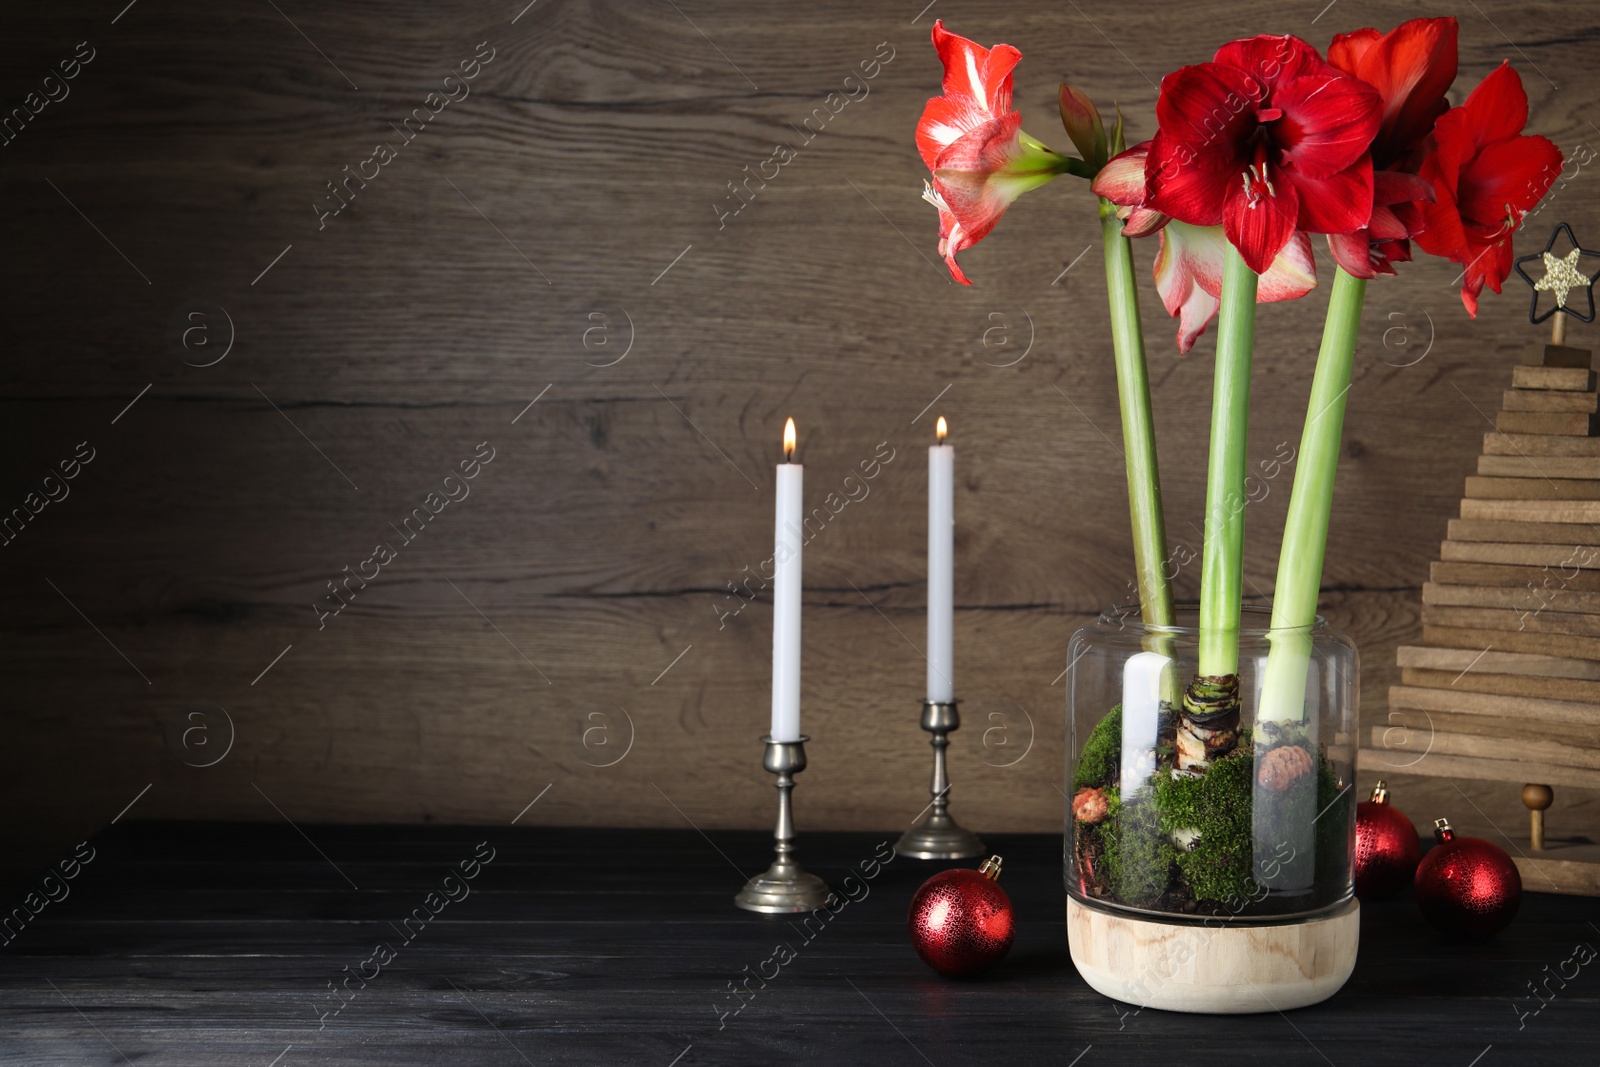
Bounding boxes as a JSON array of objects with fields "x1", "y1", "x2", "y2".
[
  {"x1": 783, "y1": 417, "x2": 796, "y2": 461},
  {"x1": 935, "y1": 415, "x2": 948, "y2": 444}
]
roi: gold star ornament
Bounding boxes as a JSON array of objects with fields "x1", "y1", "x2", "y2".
[
  {"x1": 1535, "y1": 248, "x2": 1591, "y2": 309},
  {"x1": 1515, "y1": 222, "x2": 1598, "y2": 328}
]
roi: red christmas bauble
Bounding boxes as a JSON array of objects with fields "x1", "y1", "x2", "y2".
[
  {"x1": 908, "y1": 855, "x2": 1014, "y2": 977},
  {"x1": 1354, "y1": 781, "x2": 1421, "y2": 900},
  {"x1": 1415, "y1": 818, "x2": 1521, "y2": 939}
]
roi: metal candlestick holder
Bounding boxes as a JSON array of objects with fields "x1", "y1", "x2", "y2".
[
  {"x1": 895, "y1": 700, "x2": 985, "y2": 859},
  {"x1": 735, "y1": 735, "x2": 834, "y2": 913}
]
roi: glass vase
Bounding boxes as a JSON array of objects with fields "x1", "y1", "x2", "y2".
[{"x1": 1066, "y1": 604, "x2": 1358, "y2": 923}]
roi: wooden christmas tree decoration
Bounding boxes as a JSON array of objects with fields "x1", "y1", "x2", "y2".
[{"x1": 1361, "y1": 222, "x2": 1600, "y2": 896}]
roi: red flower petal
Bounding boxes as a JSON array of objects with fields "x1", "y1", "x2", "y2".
[
  {"x1": 1388, "y1": 200, "x2": 1424, "y2": 240},
  {"x1": 931, "y1": 20, "x2": 1019, "y2": 114},
  {"x1": 1373, "y1": 169, "x2": 1435, "y2": 208},
  {"x1": 1153, "y1": 63, "x2": 1258, "y2": 148},
  {"x1": 1224, "y1": 174, "x2": 1299, "y2": 274},
  {"x1": 1421, "y1": 105, "x2": 1473, "y2": 205},
  {"x1": 1366, "y1": 203, "x2": 1407, "y2": 241},
  {"x1": 1153, "y1": 223, "x2": 1316, "y2": 352},
  {"x1": 1271, "y1": 73, "x2": 1383, "y2": 179},
  {"x1": 918, "y1": 21, "x2": 1021, "y2": 171},
  {"x1": 1091, "y1": 143, "x2": 1150, "y2": 206},
  {"x1": 931, "y1": 112, "x2": 1041, "y2": 242},
  {"x1": 1375, "y1": 238, "x2": 1412, "y2": 270},
  {"x1": 1459, "y1": 237, "x2": 1517, "y2": 318},
  {"x1": 922, "y1": 182, "x2": 974, "y2": 285},
  {"x1": 1212, "y1": 35, "x2": 1324, "y2": 89},
  {"x1": 917, "y1": 94, "x2": 991, "y2": 170},
  {"x1": 1326, "y1": 28, "x2": 1380, "y2": 72},
  {"x1": 1289, "y1": 156, "x2": 1373, "y2": 233},
  {"x1": 1122, "y1": 206, "x2": 1170, "y2": 239},
  {"x1": 1329, "y1": 18, "x2": 1457, "y2": 166},
  {"x1": 1415, "y1": 193, "x2": 1469, "y2": 261},
  {"x1": 1458, "y1": 135, "x2": 1562, "y2": 230},
  {"x1": 1152, "y1": 225, "x2": 1222, "y2": 353},
  {"x1": 1145, "y1": 132, "x2": 1234, "y2": 227},
  {"x1": 1326, "y1": 230, "x2": 1378, "y2": 278},
  {"x1": 1259, "y1": 231, "x2": 1318, "y2": 301},
  {"x1": 1462, "y1": 62, "x2": 1528, "y2": 151}
]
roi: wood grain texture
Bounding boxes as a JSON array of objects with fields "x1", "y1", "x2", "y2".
[
  {"x1": 1425, "y1": 603, "x2": 1600, "y2": 638},
  {"x1": 1484, "y1": 433, "x2": 1600, "y2": 456},
  {"x1": 1494, "y1": 411, "x2": 1596, "y2": 436},
  {"x1": 1388, "y1": 683, "x2": 1600, "y2": 726},
  {"x1": 1501, "y1": 388, "x2": 1598, "y2": 413},
  {"x1": 1515, "y1": 841, "x2": 1600, "y2": 896},
  {"x1": 1368, "y1": 723, "x2": 1600, "y2": 771},
  {"x1": 1464, "y1": 475, "x2": 1600, "y2": 499},
  {"x1": 1383, "y1": 701, "x2": 1600, "y2": 745},
  {"x1": 1424, "y1": 623, "x2": 1600, "y2": 659},
  {"x1": 1423, "y1": 581, "x2": 1600, "y2": 615},
  {"x1": 1067, "y1": 897, "x2": 1360, "y2": 1013},
  {"x1": 1358, "y1": 748, "x2": 1600, "y2": 789},
  {"x1": 1510, "y1": 365, "x2": 1594, "y2": 389},
  {"x1": 1460, "y1": 499, "x2": 1600, "y2": 522},
  {"x1": 1398, "y1": 644, "x2": 1600, "y2": 678},
  {"x1": 1479, "y1": 454, "x2": 1600, "y2": 477},
  {"x1": 1524, "y1": 343, "x2": 1594, "y2": 369},
  {"x1": 1444, "y1": 519, "x2": 1600, "y2": 545},
  {"x1": 1440, "y1": 540, "x2": 1600, "y2": 566},
  {"x1": 0, "y1": 0, "x2": 1597, "y2": 876},
  {"x1": 1403, "y1": 667, "x2": 1600, "y2": 703}
]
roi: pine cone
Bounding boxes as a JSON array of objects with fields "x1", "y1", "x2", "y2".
[{"x1": 1257, "y1": 745, "x2": 1313, "y2": 793}]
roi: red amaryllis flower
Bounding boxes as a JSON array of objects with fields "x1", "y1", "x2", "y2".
[
  {"x1": 1329, "y1": 18, "x2": 1457, "y2": 169},
  {"x1": 1415, "y1": 62, "x2": 1562, "y2": 316},
  {"x1": 1325, "y1": 17, "x2": 1457, "y2": 277},
  {"x1": 917, "y1": 20, "x2": 1073, "y2": 284},
  {"x1": 1096, "y1": 142, "x2": 1318, "y2": 352},
  {"x1": 1144, "y1": 35, "x2": 1383, "y2": 275}
]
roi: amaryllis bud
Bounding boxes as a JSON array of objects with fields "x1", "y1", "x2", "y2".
[{"x1": 1057, "y1": 83, "x2": 1107, "y2": 168}]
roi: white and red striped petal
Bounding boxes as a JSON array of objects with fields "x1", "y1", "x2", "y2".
[
  {"x1": 1155, "y1": 223, "x2": 1317, "y2": 352},
  {"x1": 916, "y1": 20, "x2": 1020, "y2": 169},
  {"x1": 922, "y1": 181, "x2": 975, "y2": 285},
  {"x1": 1092, "y1": 142, "x2": 1170, "y2": 237}
]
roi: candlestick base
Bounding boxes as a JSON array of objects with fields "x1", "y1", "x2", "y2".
[
  {"x1": 895, "y1": 813, "x2": 986, "y2": 861},
  {"x1": 734, "y1": 861, "x2": 834, "y2": 914},
  {"x1": 735, "y1": 736, "x2": 836, "y2": 914},
  {"x1": 896, "y1": 701, "x2": 986, "y2": 860}
]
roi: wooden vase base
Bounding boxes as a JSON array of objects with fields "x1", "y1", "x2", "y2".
[{"x1": 1066, "y1": 895, "x2": 1359, "y2": 1014}]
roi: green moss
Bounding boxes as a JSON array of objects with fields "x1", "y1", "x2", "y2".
[
  {"x1": 1154, "y1": 752, "x2": 1256, "y2": 904},
  {"x1": 1074, "y1": 704, "x2": 1122, "y2": 790},
  {"x1": 1078, "y1": 704, "x2": 1354, "y2": 910},
  {"x1": 1099, "y1": 789, "x2": 1175, "y2": 907},
  {"x1": 1314, "y1": 754, "x2": 1353, "y2": 888}
]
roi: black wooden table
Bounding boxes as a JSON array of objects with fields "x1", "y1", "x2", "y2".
[{"x1": 2, "y1": 823, "x2": 1595, "y2": 1065}]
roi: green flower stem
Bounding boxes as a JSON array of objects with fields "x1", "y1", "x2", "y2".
[
  {"x1": 1259, "y1": 266, "x2": 1367, "y2": 722},
  {"x1": 1100, "y1": 199, "x2": 1173, "y2": 636},
  {"x1": 1197, "y1": 245, "x2": 1258, "y2": 677}
]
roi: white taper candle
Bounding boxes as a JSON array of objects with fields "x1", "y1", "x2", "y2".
[
  {"x1": 927, "y1": 417, "x2": 954, "y2": 703},
  {"x1": 771, "y1": 418, "x2": 803, "y2": 741}
]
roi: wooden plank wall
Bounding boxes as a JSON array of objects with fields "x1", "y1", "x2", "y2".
[{"x1": 2, "y1": 0, "x2": 1597, "y2": 879}]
